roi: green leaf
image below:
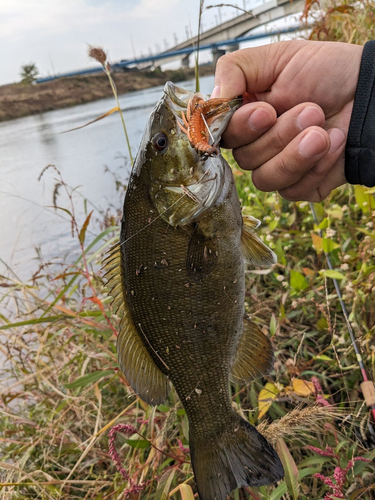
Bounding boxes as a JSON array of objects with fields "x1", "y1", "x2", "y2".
[
  {"x1": 48, "y1": 206, "x2": 73, "y2": 217},
  {"x1": 258, "y1": 382, "x2": 280, "y2": 419},
  {"x1": 155, "y1": 468, "x2": 176, "y2": 500},
  {"x1": 276, "y1": 438, "x2": 300, "y2": 500},
  {"x1": 314, "y1": 354, "x2": 334, "y2": 362},
  {"x1": 123, "y1": 437, "x2": 151, "y2": 449},
  {"x1": 354, "y1": 185, "x2": 375, "y2": 212},
  {"x1": 269, "y1": 314, "x2": 277, "y2": 336},
  {"x1": 64, "y1": 369, "x2": 114, "y2": 389},
  {"x1": 322, "y1": 238, "x2": 340, "y2": 253},
  {"x1": 157, "y1": 405, "x2": 170, "y2": 413},
  {"x1": 326, "y1": 206, "x2": 343, "y2": 219},
  {"x1": 79, "y1": 210, "x2": 93, "y2": 245},
  {"x1": 316, "y1": 316, "x2": 328, "y2": 330},
  {"x1": 362, "y1": 265, "x2": 375, "y2": 278},
  {"x1": 290, "y1": 270, "x2": 308, "y2": 290},
  {"x1": 312, "y1": 202, "x2": 325, "y2": 221},
  {"x1": 320, "y1": 269, "x2": 345, "y2": 280},
  {"x1": 317, "y1": 217, "x2": 329, "y2": 230},
  {"x1": 0, "y1": 316, "x2": 62, "y2": 330},
  {"x1": 269, "y1": 467, "x2": 320, "y2": 500}
]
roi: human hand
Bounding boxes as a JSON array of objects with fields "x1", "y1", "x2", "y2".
[{"x1": 212, "y1": 40, "x2": 363, "y2": 201}]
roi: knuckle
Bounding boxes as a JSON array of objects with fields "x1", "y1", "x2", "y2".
[
  {"x1": 279, "y1": 187, "x2": 303, "y2": 202},
  {"x1": 233, "y1": 147, "x2": 256, "y2": 170},
  {"x1": 216, "y1": 53, "x2": 233, "y2": 70},
  {"x1": 306, "y1": 165, "x2": 328, "y2": 179},
  {"x1": 251, "y1": 169, "x2": 269, "y2": 192},
  {"x1": 274, "y1": 126, "x2": 288, "y2": 152},
  {"x1": 276, "y1": 154, "x2": 296, "y2": 179}
]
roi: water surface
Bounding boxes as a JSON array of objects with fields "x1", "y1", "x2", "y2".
[{"x1": 0, "y1": 75, "x2": 215, "y2": 280}]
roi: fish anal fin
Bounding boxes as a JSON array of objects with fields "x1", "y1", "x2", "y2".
[
  {"x1": 230, "y1": 318, "x2": 274, "y2": 384},
  {"x1": 241, "y1": 217, "x2": 277, "y2": 267},
  {"x1": 102, "y1": 243, "x2": 170, "y2": 406},
  {"x1": 186, "y1": 226, "x2": 218, "y2": 278}
]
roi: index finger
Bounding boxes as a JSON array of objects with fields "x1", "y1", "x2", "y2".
[{"x1": 213, "y1": 42, "x2": 304, "y2": 99}]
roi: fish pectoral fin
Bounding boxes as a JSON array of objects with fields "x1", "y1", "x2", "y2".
[
  {"x1": 102, "y1": 244, "x2": 170, "y2": 406},
  {"x1": 241, "y1": 217, "x2": 277, "y2": 267},
  {"x1": 230, "y1": 318, "x2": 274, "y2": 384},
  {"x1": 242, "y1": 214, "x2": 261, "y2": 230},
  {"x1": 186, "y1": 225, "x2": 218, "y2": 278}
]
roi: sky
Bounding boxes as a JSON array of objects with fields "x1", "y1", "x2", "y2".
[{"x1": 0, "y1": 0, "x2": 261, "y2": 86}]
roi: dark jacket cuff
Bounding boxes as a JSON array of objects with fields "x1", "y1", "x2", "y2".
[{"x1": 345, "y1": 40, "x2": 375, "y2": 187}]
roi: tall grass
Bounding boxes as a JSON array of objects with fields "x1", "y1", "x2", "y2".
[
  {"x1": 1, "y1": 158, "x2": 375, "y2": 499},
  {"x1": 1, "y1": 3, "x2": 375, "y2": 498}
]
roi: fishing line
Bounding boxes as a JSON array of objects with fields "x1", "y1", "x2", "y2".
[
  {"x1": 119, "y1": 167, "x2": 212, "y2": 249},
  {"x1": 309, "y1": 202, "x2": 375, "y2": 422}
]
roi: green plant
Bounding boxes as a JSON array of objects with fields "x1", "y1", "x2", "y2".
[{"x1": 20, "y1": 63, "x2": 39, "y2": 84}]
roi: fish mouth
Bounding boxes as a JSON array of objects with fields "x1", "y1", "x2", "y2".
[{"x1": 163, "y1": 81, "x2": 242, "y2": 146}]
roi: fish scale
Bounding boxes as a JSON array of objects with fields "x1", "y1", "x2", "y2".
[
  {"x1": 105, "y1": 82, "x2": 284, "y2": 500},
  {"x1": 121, "y1": 168, "x2": 243, "y2": 439}
]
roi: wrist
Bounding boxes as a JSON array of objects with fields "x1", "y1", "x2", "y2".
[{"x1": 345, "y1": 40, "x2": 375, "y2": 187}]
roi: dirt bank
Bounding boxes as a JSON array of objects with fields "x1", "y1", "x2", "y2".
[{"x1": 0, "y1": 65, "x2": 214, "y2": 122}]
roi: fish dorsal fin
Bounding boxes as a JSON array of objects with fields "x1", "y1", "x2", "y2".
[
  {"x1": 103, "y1": 244, "x2": 170, "y2": 405},
  {"x1": 241, "y1": 215, "x2": 277, "y2": 267},
  {"x1": 230, "y1": 318, "x2": 274, "y2": 384}
]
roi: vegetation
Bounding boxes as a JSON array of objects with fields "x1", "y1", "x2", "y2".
[
  {"x1": 1, "y1": 157, "x2": 375, "y2": 500},
  {"x1": 305, "y1": 0, "x2": 375, "y2": 43},
  {"x1": 20, "y1": 63, "x2": 39, "y2": 84},
  {"x1": 1, "y1": 1, "x2": 375, "y2": 499}
]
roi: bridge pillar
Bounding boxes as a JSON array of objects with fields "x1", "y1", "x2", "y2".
[
  {"x1": 212, "y1": 47, "x2": 226, "y2": 66},
  {"x1": 181, "y1": 54, "x2": 190, "y2": 69},
  {"x1": 226, "y1": 43, "x2": 240, "y2": 53}
]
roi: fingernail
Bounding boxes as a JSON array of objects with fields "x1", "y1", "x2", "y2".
[
  {"x1": 298, "y1": 129, "x2": 328, "y2": 158},
  {"x1": 211, "y1": 85, "x2": 220, "y2": 98},
  {"x1": 297, "y1": 106, "x2": 324, "y2": 130},
  {"x1": 248, "y1": 108, "x2": 274, "y2": 131},
  {"x1": 328, "y1": 128, "x2": 346, "y2": 153}
]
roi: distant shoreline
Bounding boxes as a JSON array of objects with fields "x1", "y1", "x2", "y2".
[{"x1": 0, "y1": 65, "x2": 214, "y2": 123}]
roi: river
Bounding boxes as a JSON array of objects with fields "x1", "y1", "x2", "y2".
[{"x1": 0, "y1": 75, "x2": 215, "y2": 281}]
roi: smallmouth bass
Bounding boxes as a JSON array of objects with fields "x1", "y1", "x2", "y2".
[{"x1": 104, "y1": 82, "x2": 284, "y2": 499}]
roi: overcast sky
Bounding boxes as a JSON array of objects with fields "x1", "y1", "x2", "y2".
[{"x1": 0, "y1": 0, "x2": 259, "y2": 85}]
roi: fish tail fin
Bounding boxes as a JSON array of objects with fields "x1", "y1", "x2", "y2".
[{"x1": 189, "y1": 415, "x2": 284, "y2": 500}]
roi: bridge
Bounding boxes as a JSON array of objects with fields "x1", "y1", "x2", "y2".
[
  {"x1": 169, "y1": 0, "x2": 305, "y2": 50},
  {"x1": 36, "y1": 0, "x2": 306, "y2": 84}
]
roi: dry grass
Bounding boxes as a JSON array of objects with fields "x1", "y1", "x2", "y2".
[{"x1": 1, "y1": 3, "x2": 375, "y2": 497}]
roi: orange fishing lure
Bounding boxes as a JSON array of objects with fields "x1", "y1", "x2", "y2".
[{"x1": 178, "y1": 95, "x2": 232, "y2": 156}]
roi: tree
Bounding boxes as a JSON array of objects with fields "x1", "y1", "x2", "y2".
[{"x1": 20, "y1": 63, "x2": 39, "y2": 84}]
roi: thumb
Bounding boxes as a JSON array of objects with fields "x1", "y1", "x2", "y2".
[{"x1": 212, "y1": 41, "x2": 301, "y2": 99}]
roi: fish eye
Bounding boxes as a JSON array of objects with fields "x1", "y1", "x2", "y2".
[{"x1": 153, "y1": 133, "x2": 168, "y2": 152}]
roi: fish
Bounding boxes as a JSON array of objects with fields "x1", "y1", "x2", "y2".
[{"x1": 103, "y1": 81, "x2": 284, "y2": 500}]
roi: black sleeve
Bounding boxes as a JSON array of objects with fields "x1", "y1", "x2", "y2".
[{"x1": 345, "y1": 40, "x2": 375, "y2": 187}]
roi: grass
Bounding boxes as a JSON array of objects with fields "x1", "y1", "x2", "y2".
[
  {"x1": 1, "y1": 157, "x2": 375, "y2": 499},
  {"x1": 1, "y1": 1, "x2": 375, "y2": 497}
]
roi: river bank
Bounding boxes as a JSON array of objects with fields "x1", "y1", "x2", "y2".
[{"x1": 0, "y1": 64, "x2": 214, "y2": 122}]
